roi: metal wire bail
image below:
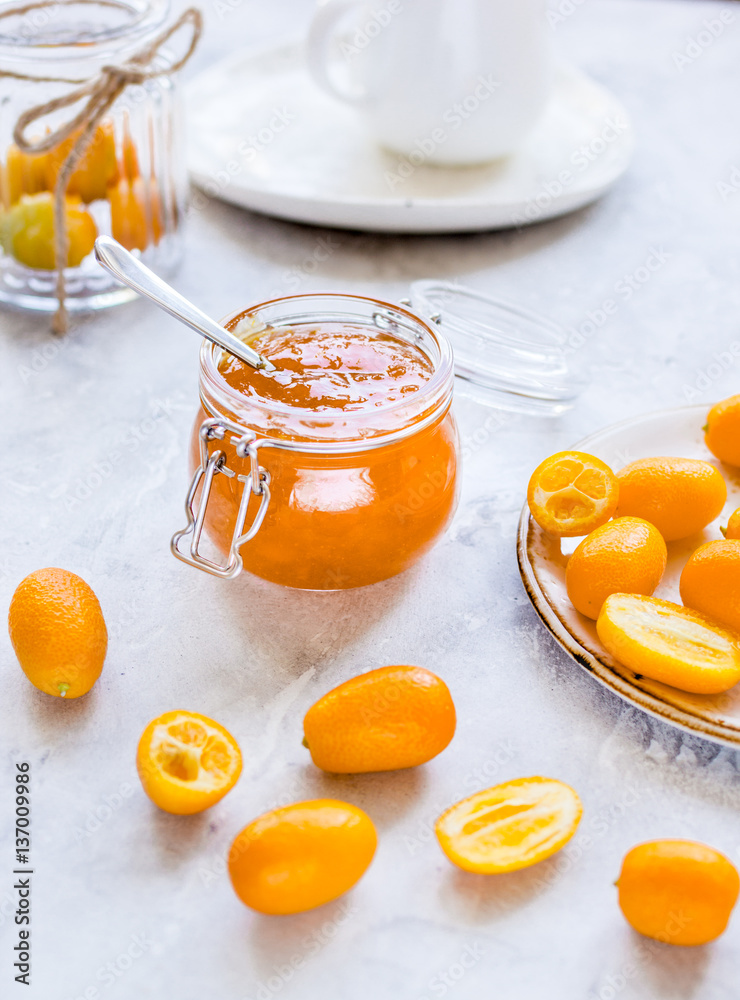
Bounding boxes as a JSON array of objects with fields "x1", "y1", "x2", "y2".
[{"x1": 171, "y1": 417, "x2": 271, "y2": 579}]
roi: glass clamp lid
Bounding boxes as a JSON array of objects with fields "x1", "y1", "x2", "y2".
[{"x1": 406, "y1": 281, "x2": 587, "y2": 416}]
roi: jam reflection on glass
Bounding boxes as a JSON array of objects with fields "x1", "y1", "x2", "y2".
[{"x1": 192, "y1": 321, "x2": 459, "y2": 590}]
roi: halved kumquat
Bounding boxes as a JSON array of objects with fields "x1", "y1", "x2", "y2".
[
  {"x1": 527, "y1": 450, "x2": 619, "y2": 537},
  {"x1": 435, "y1": 777, "x2": 582, "y2": 874},
  {"x1": 303, "y1": 665, "x2": 456, "y2": 773},
  {"x1": 136, "y1": 710, "x2": 242, "y2": 815},
  {"x1": 597, "y1": 594, "x2": 740, "y2": 694},
  {"x1": 228, "y1": 799, "x2": 377, "y2": 915}
]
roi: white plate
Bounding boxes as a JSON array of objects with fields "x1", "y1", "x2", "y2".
[
  {"x1": 186, "y1": 42, "x2": 634, "y2": 234},
  {"x1": 517, "y1": 405, "x2": 740, "y2": 748}
]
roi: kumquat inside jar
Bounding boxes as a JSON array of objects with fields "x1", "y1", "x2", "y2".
[{"x1": 171, "y1": 293, "x2": 460, "y2": 591}]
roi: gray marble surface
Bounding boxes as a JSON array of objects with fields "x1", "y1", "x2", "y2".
[{"x1": 2, "y1": 1, "x2": 740, "y2": 997}]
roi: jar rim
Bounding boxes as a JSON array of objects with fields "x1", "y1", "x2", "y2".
[
  {"x1": 198, "y1": 291, "x2": 456, "y2": 448},
  {"x1": 0, "y1": 0, "x2": 169, "y2": 55}
]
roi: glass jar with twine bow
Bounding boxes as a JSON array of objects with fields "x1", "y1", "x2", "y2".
[{"x1": 0, "y1": 0, "x2": 202, "y2": 332}]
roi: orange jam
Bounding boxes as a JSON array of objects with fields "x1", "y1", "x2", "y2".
[{"x1": 192, "y1": 299, "x2": 459, "y2": 590}]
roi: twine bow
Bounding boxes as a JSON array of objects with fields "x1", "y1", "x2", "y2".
[{"x1": 0, "y1": 3, "x2": 203, "y2": 333}]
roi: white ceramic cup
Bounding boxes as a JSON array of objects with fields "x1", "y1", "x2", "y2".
[{"x1": 307, "y1": 0, "x2": 552, "y2": 166}]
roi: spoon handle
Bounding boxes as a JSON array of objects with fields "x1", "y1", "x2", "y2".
[{"x1": 94, "y1": 236, "x2": 272, "y2": 371}]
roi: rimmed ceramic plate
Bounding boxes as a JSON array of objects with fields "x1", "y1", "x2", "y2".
[
  {"x1": 186, "y1": 42, "x2": 634, "y2": 234},
  {"x1": 517, "y1": 405, "x2": 740, "y2": 748}
]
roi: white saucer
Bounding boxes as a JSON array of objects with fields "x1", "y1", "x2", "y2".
[{"x1": 187, "y1": 42, "x2": 634, "y2": 234}]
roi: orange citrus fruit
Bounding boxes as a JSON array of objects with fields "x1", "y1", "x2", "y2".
[
  {"x1": 1, "y1": 192, "x2": 97, "y2": 269},
  {"x1": 46, "y1": 122, "x2": 119, "y2": 203},
  {"x1": 303, "y1": 665, "x2": 456, "y2": 773},
  {"x1": 109, "y1": 176, "x2": 162, "y2": 252},
  {"x1": 1, "y1": 144, "x2": 50, "y2": 206},
  {"x1": 566, "y1": 517, "x2": 667, "y2": 620},
  {"x1": 705, "y1": 395, "x2": 740, "y2": 467},
  {"x1": 615, "y1": 456, "x2": 727, "y2": 541},
  {"x1": 8, "y1": 568, "x2": 107, "y2": 698},
  {"x1": 435, "y1": 777, "x2": 582, "y2": 874},
  {"x1": 136, "y1": 710, "x2": 242, "y2": 815},
  {"x1": 617, "y1": 840, "x2": 739, "y2": 946},
  {"x1": 722, "y1": 507, "x2": 740, "y2": 540},
  {"x1": 228, "y1": 799, "x2": 377, "y2": 914},
  {"x1": 527, "y1": 450, "x2": 619, "y2": 537},
  {"x1": 680, "y1": 539, "x2": 740, "y2": 633},
  {"x1": 597, "y1": 594, "x2": 740, "y2": 694}
]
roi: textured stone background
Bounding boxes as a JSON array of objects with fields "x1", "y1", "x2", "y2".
[{"x1": 2, "y1": 1, "x2": 740, "y2": 998}]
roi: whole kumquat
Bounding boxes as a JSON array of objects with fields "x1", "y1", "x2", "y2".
[
  {"x1": 228, "y1": 799, "x2": 377, "y2": 915},
  {"x1": 705, "y1": 394, "x2": 740, "y2": 468},
  {"x1": 0, "y1": 192, "x2": 97, "y2": 269},
  {"x1": 136, "y1": 710, "x2": 242, "y2": 815},
  {"x1": 435, "y1": 777, "x2": 582, "y2": 874},
  {"x1": 565, "y1": 517, "x2": 667, "y2": 620},
  {"x1": 617, "y1": 840, "x2": 740, "y2": 946},
  {"x1": 527, "y1": 450, "x2": 619, "y2": 537},
  {"x1": 615, "y1": 456, "x2": 727, "y2": 541},
  {"x1": 722, "y1": 507, "x2": 740, "y2": 540},
  {"x1": 8, "y1": 567, "x2": 107, "y2": 698},
  {"x1": 303, "y1": 665, "x2": 456, "y2": 773},
  {"x1": 680, "y1": 539, "x2": 740, "y2": 634},
  {"x1": 109, "y1": 176, "x2": 162, "y2": 252},
  {"x1": 46, "y1": 121, "x2": 119, "y2": 203},
  {"x1": 0, "y1": 143, "x2": 50, "y2": 206},
  {"x1": 597, "y1": 594, "x2": 740, "y2": 694}
]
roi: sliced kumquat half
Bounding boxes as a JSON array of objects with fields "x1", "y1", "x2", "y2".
[
  {"x1": 136, "y1": 710, "x2": 242, "y2": 815},
  {"x1": 527, "y1": 451, "x2": 619, "y2": 537},
  {"x1": 597, "y1": 594, "x2": 740, "y2": 695},
  {"x1": 435, "y1": 777, "x2": 582, "y2": 874}
]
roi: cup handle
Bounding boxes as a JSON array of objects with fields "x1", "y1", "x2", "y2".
[{"x1": 306, "y1": 0, "x2": 370, "y2": 106}]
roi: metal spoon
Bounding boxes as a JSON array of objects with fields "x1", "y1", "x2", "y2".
[{"x1": 94, "y1": 236, "x2": 275, "y2": 371}]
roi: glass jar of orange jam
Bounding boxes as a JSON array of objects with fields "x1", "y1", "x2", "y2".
[{"x1": 172, "y1": 293, "x2": 459, "y2": 590}]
